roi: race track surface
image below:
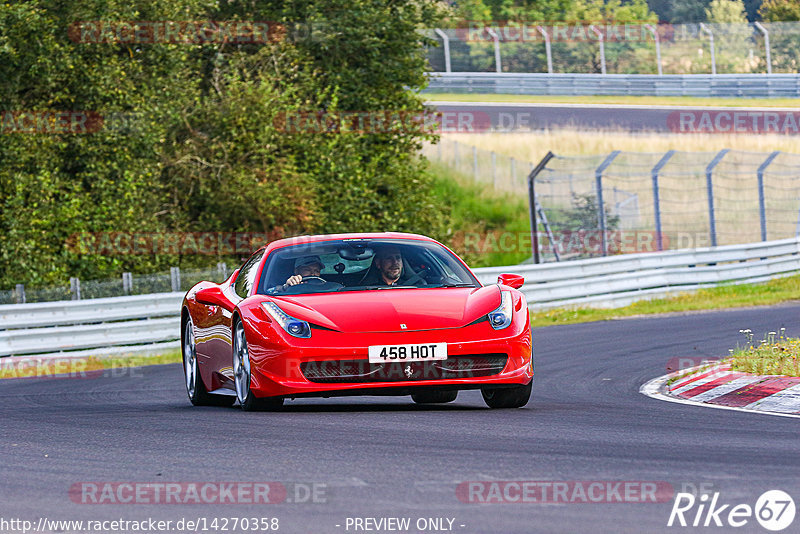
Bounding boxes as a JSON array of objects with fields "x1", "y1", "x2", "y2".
[
  {"x1": 2, "y1": 305, "x2": 799, "y2": 534},
  {"x1": 430, "y1": 101, "x2": 798, "y2": 133}
]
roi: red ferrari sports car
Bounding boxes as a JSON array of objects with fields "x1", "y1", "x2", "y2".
[{"x1": 181, "y1": 232, "x2": 533, "y2": 410}]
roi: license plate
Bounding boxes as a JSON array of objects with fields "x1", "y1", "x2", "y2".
[{"x1": 368, "y1": 343, "x2": 448, "y2": 363}]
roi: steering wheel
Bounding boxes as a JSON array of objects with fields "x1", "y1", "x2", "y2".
[
  {"x1": 402, "y1": 272, "x2": 425, "y2": 286},
  {"x1": 301, "y1": 276, "x2": 328, "y2": 285}
]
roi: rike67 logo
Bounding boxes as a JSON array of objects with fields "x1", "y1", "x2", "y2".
[{"x1": 668, "y1": 490, "x2": 796, "y2": 531}]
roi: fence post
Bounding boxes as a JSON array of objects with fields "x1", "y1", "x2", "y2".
[
  {"x1": 15, "y1": 283, "x2": 25, "y2": 304},
  {"x1": 595, "y1": 151, "x2": 621, "y2": 256},
  {"x1": 536, "y1": 26, "x2": 553, "y2": 73},
  {"x1": 433, "y1": 29, "x2": 451, "y2": 73},
  {"x1": 453, "y1": 141, "x2": 459, "y2": 170},
  {"x1": 473, "y1": 146, "x2": 478, "y2": 182},
  {"x1": 491, "y1": 151, "x2": 497, "y2": 188},
  {"x1": 705, "y1": 149, "x2": 729, "y2": 247},
  {"x1": 754, "y1": 22, "x2": 772, "y2": 75},
  {"x1": 700, "y1": 23, "x2": 716, "y2": 75},
  {"x1": 757, "y1": 151, "x2": 781, "y2": 242},
  {"x1": 217, "y1": 262, "x2": 228, "y2": 280},
  {"x1": 70, "y1": 277, "x2": 81, "y2": 300},
  {"x1": 486, "y1": 27, "x2": 502, "y2": 73},
  {"x1": 644, "y1": 24, "x2": 662, "y2": 75},
  {"x1": 122, "y1": 272, "x2": 132, "y2": 295},
  {"x1": 651, "y1": 150, "x2": 675, "y2": 251},
  {"x1": 510, "y1": 157, "x2": 516, "y2": 187},
  {"x1": 528, "y1": 152, "x2": 555, "y2": 264},
  {"x1": 170, "y1": 267, "x2": 181, "y2": 292},
  {"x1": 589, "y1": 25, "x2": 606, "y2": 75}
]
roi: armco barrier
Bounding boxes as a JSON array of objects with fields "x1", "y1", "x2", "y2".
[
  {"x1": 0, "y1": 293, "x2": 184, "y2": 357},
  {"x1": 474, "y1": 237, "x2": 800, "y2": 308},
  {"x1": 424, "y1": 73, "x2": 800, "y2": 98},
  {"x1": 1, "y1": 237, "x2": 799, "y2": 357}
]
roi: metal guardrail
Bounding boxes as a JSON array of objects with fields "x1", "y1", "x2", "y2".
[
  {"x1": 0, "y1": 293, "x2": 184, "y2": 357},
  {"x1": 474, "y1": 237, "x2": 800, "y2": 309},
  {"x1": 1, "y1": 237, "x2": 799, "y2": 357},
  {"x1": 425, "y1": 73, "x2": 800, "y2": 98}
]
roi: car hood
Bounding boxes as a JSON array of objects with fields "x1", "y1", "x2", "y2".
[{"x1": 270, "y1": 286, "x2": 500, "y2": 333}]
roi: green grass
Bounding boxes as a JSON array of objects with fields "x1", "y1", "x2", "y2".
[
  {"x1": 429, "y1": 160, "x2": 531, "y2": 268},
  {"x1": 530, "y1": 275, "x2": 800, "y2": 328},
  {"x1": 730, "y1": 331, "x2": 800, "y2": 377},
  {"x1": 0, "y1": 349, "x2": 181, "y2": 380},
  {"x1": 424, "y1": 93, "x2": 800, "y2": 108}
]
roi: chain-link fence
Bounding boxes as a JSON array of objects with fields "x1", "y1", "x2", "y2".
[
  {"x1": 0, "y1": 264, "x2": 231, "y2": 305},
  {"x1": 426, "y1": 22, "x2": 800, "y2": 75},
  {"x1": 425, "y1": 139, "x2": 800, "y2": 261},
  {"x1": 423, "y1": 138, "x2": 533, "y2": 193}
]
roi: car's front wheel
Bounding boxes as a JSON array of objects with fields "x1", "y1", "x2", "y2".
[
  {"x1": 411, "y1": 390, "x2": 458, "y2": 404},
  {"x1": 233, "y1": 320, "x2": 284, "y2": 411},
  {"x1": 183, "y1": 317, "x2": 235, "y2": 407},
  {"x1": 481, "y1": 381, "x2": 532, "y2": 409}
]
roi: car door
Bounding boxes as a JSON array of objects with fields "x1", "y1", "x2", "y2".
[{"x1": 201, "y1": 249, "x2": 265, "y2": 390}]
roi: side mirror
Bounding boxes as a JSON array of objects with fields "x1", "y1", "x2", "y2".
[
  {"x1": 195, "y1": 286, "x2": 234, "y2": 311},
  {"x1": 497, "y1": 273, "x2": 524, "y2": 289}
]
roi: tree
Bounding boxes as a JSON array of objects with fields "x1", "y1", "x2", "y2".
[
  {"x1": 669, "y1": 0, "x2": 712, "y2": 22},
  {"x1": 0, "y1": 1, "x2": 448, "y2": 289},
  {"x1": 706, "y1": 0, "x2": 748, "y2": 22},
  {"x1": 759, "y1": 0, "x2": 800, "y2": 21}
]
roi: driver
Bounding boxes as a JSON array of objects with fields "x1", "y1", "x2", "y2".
[{"x1": 277, "y1": 255, "x2": 324, "y2": 291}]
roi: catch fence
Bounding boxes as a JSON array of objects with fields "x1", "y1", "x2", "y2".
[
  {"x1": 0, "y1": 264, "x2": 230, "y2": 305},
  {"x1": 424, "y1": 140, "x2": 800, "y2": 261},
  {"x1": 425, "y1": 21, "x2": 800, "y2": 75}
]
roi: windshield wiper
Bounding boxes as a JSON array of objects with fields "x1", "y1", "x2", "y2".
[{"x1": 436, "y1": 283, "x2": 476, "y2": 288}]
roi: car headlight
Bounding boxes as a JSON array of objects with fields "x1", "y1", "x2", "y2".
[
  {"x1": 488, "y1": 291, "x2": 513, "y2": 330},
  {"x1": 261, "y1": 301, "x2": 312, "y2": 338}
]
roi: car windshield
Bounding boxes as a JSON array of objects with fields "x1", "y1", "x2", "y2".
[{"x1": 257, "y1": 238, "x2": 480, "y2": 296}]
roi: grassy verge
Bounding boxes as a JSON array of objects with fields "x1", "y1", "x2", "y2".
[
  {"x1": 730, "y1": 331, "x2": 800, "y2": 377},
  {"x1": 424, "y1": 93, "x2": 800, "y2": 108},
  {"x1": 429, "y1": 160, "x2": 531, "y2": 267},
  {"x1": 530, "y1": 274, "x2": 800, "y2": 328},
  {"x1": 0, "y1": 349, "x2": 181, "y2": 379},
  {"x1": 441, "y1": 131, "x2": 800, "y2": 163}
]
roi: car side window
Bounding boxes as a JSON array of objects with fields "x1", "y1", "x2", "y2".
[{"x1": 234, "y1": 249, "x2": 265, "y2": 298}]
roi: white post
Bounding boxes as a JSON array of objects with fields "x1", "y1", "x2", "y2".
[
  {"x1": 170, "y1": 267, "x2": 181, "y2": 292},
  {"x1": 754, "y1": 21, "x2": 772, "y2": 75},
  {"x1": 589, "y1": 25, "x2": 606, "y2": 74},
  {"x1": 434, "y1": 29, "x2": 451, "y2": 73},
  {"x1": 491, "y1": 152, "x2": 497, "y2": 188},
  {"x1": 536, "y1": 26, "x2": 553, "y2": 73},
  {"x1": 644, "y1": 24, "x2": 662, "y2": 75},
  {"x1": 700, "y1": 23, "x2": 716, "y2": 75},
  {"x1": 486, "y1": 27, "x2": 502, "y2": 73}
]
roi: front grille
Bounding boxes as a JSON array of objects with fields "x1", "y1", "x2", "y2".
[{"x1": 300, "y1": 354, "x2": 508, "y2": 383}]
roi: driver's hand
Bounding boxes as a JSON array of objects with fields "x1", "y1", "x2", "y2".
[{"x1": 285, "y1": 274, "x2": 303, "y2": 287}]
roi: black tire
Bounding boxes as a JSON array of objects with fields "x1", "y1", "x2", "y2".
[
  {"x1": 481, "y1": 381, "x2": 532, "y2": 409},
  {"x1": 183, "y1": 317, "x2": 235, "y2": 407},
  {"x1": 411, "y1": 390, "x2": 458, "y2": 404},
  {"x1": 233, "y1": 320, "x2": 284, "y2": 412}
]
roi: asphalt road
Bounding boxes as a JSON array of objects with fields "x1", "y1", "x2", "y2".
[
  {"x1": 2, "y1": 305, "x2": 799, "y2": 534},
  {"x1": 430, "y1": 101, "x2": 799, "y2": 133}
]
